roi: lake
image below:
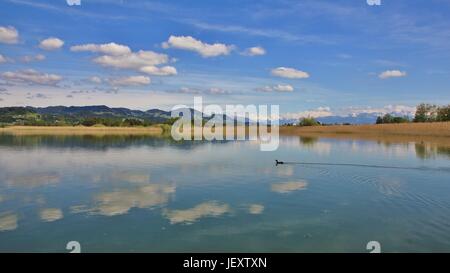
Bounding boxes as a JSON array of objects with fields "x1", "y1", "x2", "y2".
[{"x1": 0, "y1": 134, "x2": 449, "y2": 252}]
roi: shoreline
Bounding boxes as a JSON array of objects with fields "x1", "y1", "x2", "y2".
[
  {"x1": 1, "y1": 123, "x2": 450, "y2": 145},
  {"x1": 0, "y1": 125, "x2": 164, "y2": 136},
  {"x1": 279, "y1": 122, "x2": 450, "y2": 146}
]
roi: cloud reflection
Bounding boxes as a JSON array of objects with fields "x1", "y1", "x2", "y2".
[
  {"x1": 0, "y1": 213, "x2": 18, "y2": 232},
  {"x1": 271, "y1": 180, "x2": 308, "y2": 193},
  {"x1": 6, "y1": 173, "x2": 60, "y2": 188},
  {"x1": 73, "y1": 184, "x2": 176, "y2": 216},
  {"x1": 39, "y1": 208, "x2": 63, "y2": 222},
  {"x1": 248, "y1": 204, "x2": 264, "y2": 214},
  {"x1": 163, "y1": 201, "x2": 230, "y2": 224}
]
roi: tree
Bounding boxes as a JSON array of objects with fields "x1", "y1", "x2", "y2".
[
  {"x1": 376, "y1": 116, "x2": 383, "y2": 124},
  {"x1": 437, "y1": 104, "x2": 450, "y2": 122},
  {"x1": 375, "y1": 114, "x2": 410, "y2": 124},
  {"x1": 298, "y1": 117, "x2": 320, "y2": 126},
  {"x1": 414, "y1": 103, "x2": 437, "y2": 122}
]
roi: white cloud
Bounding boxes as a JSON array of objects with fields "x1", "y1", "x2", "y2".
[
  {"x1": 89, "y1": 76, "x2": 102, "y2": 84},
  {"x1": 70, "y1": 42, "x2": 131, "y2": 56},
  {"x1": 139, "y1": 65, "x2": 177, "y2": 76},
  {"x1": 66, "y1": 0, "x2": 81, "y2": 6},
  {"x1": 93, "y1": 50, "x2": 169, "y2": 69},
  {"x1": 271, "y1": 67, "x2": 310, "y2": 79},
  {"x1": 39, "y1": 37, "x2": 64, "y2": 50},
  {"x1": 378, "y1": 70, "x2": 407, "y2": 79},
  {"x1": 173, "y1": 86, "x2": 230, "y2": 95},
  {"x1": 282, "y1": 107, "x2": 333, "y2": 119},
  {"x1": 109, "y1": 75, "x2": 151, "y2": 86},
  {"x1": 1, "y1": 69, "x2": 62, "y2": 85},
  {"x1": 0, "y1": 26, "x2": 19, "y2": 44},
  {"x1": 257, "y1": 84, "x2": 294, "y2": 92},
  {"x1": 345, "y1": 105, "x2": 416, "y2": 116},
  {"x1": 243, "y1": 46, "x2": 266, "y2": 56},
  {"x1": 71, "y1": 42, "x2": 176, "y2": 77},
  {"x1": 0, "y1": 54, "x2": 8, "y2": 64},
  {"x1": 21, "y1": 54, "x2": 46, "y2": 63},
  {"x1": 162, "y1": 35, "x2": 234, "y2": 57}
]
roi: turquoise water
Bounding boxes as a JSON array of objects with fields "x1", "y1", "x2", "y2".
[{"x1": 0, "y1": 134, "x2": 450, "y2": 252}]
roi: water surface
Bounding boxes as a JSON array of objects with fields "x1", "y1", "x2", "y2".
[{"x1": 0, "y1": 134, "x2": 449, "y2": 252}]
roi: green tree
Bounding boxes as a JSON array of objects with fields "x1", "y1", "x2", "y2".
[
  {"x1": 414, "y1": 103, "x2": 437, "y2": 122},
  {"x1": 298, "y1": 117, "x2": 320, "y2": 126},
  {"x1": 437, "y1": 105, "x2": 450, "y2": 122}
]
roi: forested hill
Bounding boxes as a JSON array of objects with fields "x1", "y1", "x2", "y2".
[{"x1": 0, "y1": 105, "x2": 175, "y2": 126}]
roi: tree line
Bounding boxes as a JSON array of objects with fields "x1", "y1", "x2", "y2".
[{"x1": 376, "y1": 103, "x2": 450, "y2": 124}]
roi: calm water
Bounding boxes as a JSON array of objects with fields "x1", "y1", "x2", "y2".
[{"x1": 0, "y1": 134, "x2": 450, "y2": 252}]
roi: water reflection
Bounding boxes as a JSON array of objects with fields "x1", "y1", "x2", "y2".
[
  {"x1": 295, "y1": 135, "x2": 450, "y2": 160},
  {"x1": 72, "y1": 184, "x2": 176, "y2": 217},
  {"x1": 0, "y1": 133, "x2": 231, "y2": 151},
  {"x1": 162, "y1": 201, "x2": 230, "y2": 225},
  {"x1": 0, "y1": 213, "x2": 18, "y2": 232},
  {"x1": 415, "y1": 143, "x2": 450, "y2": 159},
  {"x1": 271, "y1": 181, "x2": 308, "y2": 193},
  {"x1": 6, "y1": 173, "x2": 60, "y2": 188},
  {"x1": 39, "y1": 208, "x2": 63, "y2": 222},
  {"x1": 248, "y1": 204, "x2": 264, "y2": 214},
  {"x1": 1, "y1": 133, "x2": 450, "y2": 252}
]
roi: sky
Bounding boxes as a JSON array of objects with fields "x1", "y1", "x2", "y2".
[{"x1": 0, "y1": 0, "x2": 450, "y2": 118}]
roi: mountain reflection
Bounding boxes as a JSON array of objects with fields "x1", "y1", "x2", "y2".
[{"x1": 0, "y1": 134, "x2": 233, "y2": 151}]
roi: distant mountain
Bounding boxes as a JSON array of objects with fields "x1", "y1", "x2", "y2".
[
  {"x1": 2, "y1": 105, "x2": 410, "y2": 126},
  {"x1": 0, "y1": 105, "x2": 252, "y2": 126}
]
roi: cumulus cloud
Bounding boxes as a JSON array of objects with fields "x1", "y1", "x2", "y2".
[
  {"x1": 0, "y1": 26, "x2": 19, "y2": 44},
  {"x1": 93, "y1": 50, "x2": 169, "y2": 69},
  {"x1": 257, "y1": 84, "x2": 294, "y2": 92},
  {"x1": 378, "y1": 70, "x2": 407, "y2": 79},
  {"x1": 139, "y1": 65, "x2": 177, "y2": 76},
  {"x1": 109, "y1": 75, "x2": 151, "y2": 86},
  {"x1": 282, "y1": 107, "x2": 333, "y2": 119},
  {"x1": 39, "y1": 37, "x2": 64, "y2": 50},
  {"x1": 71, "y1": 42, "x2": 176, "y2": 77},
  {"x1": 271, "y1": 67, "x2": 310, "y2": 79},
  {"x1": 21, "y1": 54, "x2": 46, "y2": 63},
  {"x1": 243, "y1": 46, "x2": 266, "y2": 56},
  {"x1": 1, "y1": 69, "x2": 62, "y2": 86},
  {"x1": 162, "y1": 35, "x2": 234, "y2": 57},
  {"x1": 70, "y1": 42, "x2": 131, "y2": 56}
]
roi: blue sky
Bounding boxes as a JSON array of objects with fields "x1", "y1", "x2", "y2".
[{"x1": 0, "y1": 0, "x2": 449, "y2": 118}]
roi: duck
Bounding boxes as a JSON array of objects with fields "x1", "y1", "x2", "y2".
[{"x1": 275, "y1": 159, "x2": 284, "y2": 165}]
